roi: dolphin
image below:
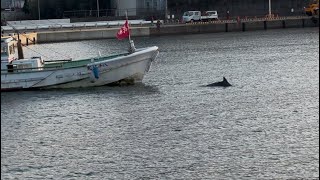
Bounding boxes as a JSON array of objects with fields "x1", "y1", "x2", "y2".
[{"x1": 206, "y1": 77, "x2": 232, "y2": 87}]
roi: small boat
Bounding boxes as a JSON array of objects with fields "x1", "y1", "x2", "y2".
[{"x1": 1, "y1": 21, "x2": 159, "y2": 91}]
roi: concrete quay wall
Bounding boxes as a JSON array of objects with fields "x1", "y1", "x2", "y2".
[
  {"x1": 22, "y1": 17, "x2": 318, "y2": 44},
  {"x1": 151, "y1": 18, "x2": 319, "y2": 35},
  {"x1": 36, "y1": 27, "x2": 150, "y2": 43}
]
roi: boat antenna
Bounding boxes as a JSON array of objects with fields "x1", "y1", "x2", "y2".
[{"x1": 17, "y1": 34, "x2": 24, "y2": 59}]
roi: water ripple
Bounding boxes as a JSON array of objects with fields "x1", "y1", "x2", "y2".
[{"x1": 1, "y1": 28, "x2": 319, "y2": 179}]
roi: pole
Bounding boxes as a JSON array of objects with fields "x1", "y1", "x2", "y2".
[
  {"x1": 97, "y1": 0, "x2": 99, "y2": 17},
  {"x1": 13, "y1": 0, "x2": 16, "y2": 20},
  {"x1": 117, "y1": 0, "x2": 120, "y2": 16},
  {"x1": 38, "y1": 0, "x2": 40, "y2": 20},
  {"x1": 268, "y1": 0, "x2": 271, "y2": 17},
  {"x1": 125, "y1": 10, "x2": 131, "y2": 42},
  {"x1": 126, "y1": 9, "x2": 135, "y2": 53},
  {"x1": 165, "y1": 0, "x2": 168, "y2": 22}
]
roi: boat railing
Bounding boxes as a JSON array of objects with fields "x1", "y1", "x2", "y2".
[
  {"x1": 1, "y1": 65, "x2": 64, "y2": 73},
  {"x1": 44, "y1": 59, "x2": 73, "y2": 63}
]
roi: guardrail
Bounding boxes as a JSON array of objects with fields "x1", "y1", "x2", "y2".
[
  {"x1": 1, "y1": 19, "x2": 154, "y2": 34},
  {"x1": 183, "y1": 15, "x2": 315, "y2": 25}
]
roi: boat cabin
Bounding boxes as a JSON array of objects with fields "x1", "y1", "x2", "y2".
[
  {"x1": 1, "y1": 37, "x2": 16, "y2": 70},
  {"x1": 1, "y1": 37, "x2": 43, "y2": 73}
]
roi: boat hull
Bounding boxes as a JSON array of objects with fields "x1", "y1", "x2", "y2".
[{"x1": 1, "y1": 46, "x2": 159, "y2": 91}]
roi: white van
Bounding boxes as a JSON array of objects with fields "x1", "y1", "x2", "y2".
[
  {"x1": 182, "y1": 11, "x2": 201, "y2": 23},
  {"x1": 202, "y1": 11, "x2": 219, "y2": 21},
  {"x1": 182, "y1": 11, "x2": 219, "y2": 23}
]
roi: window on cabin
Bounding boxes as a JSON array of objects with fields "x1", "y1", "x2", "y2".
[
  {"x1": 17, "y1": 64, "x2": 32, "y2": 69},
  {"x1": 1, "y1": 45, "x2": 8, "y2": 56}
]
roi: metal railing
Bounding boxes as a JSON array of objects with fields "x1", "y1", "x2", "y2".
[{"x1": 63, "y1": 8, "x2": 165, "y2": 20}]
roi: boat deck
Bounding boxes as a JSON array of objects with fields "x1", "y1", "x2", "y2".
[{"x1": 44, "y1": 53, "x2": 128, "y2": 69}]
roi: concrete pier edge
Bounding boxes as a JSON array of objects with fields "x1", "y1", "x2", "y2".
[{"x1": 3, "y1": 17, "x2": 318, "y2": 45}]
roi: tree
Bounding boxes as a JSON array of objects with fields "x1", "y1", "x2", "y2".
[{"x1": 23, "y1": 0, "x2": 30, "y2": 14}]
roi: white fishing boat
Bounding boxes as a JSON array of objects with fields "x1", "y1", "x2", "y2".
[{"x1": 1, "y1": 21, "x2": 159, "y2": 91}]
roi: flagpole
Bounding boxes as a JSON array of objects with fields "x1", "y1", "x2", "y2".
[
  {"x1": 125, "y1": 10, "x2": 135, "y2": 53},
  {"x1": 125, "y1": 10, "x2": 131, "y2": 42}
]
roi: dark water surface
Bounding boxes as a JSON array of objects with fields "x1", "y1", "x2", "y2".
[{"x1": 1, "y1": 28, "x2": 319, "y2": 179}]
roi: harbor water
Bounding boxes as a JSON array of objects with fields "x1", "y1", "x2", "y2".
[{"x1": 1, "y1": 28, "x2": 319, "y2": 179}]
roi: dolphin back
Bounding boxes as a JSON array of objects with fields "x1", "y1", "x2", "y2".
[
  {"x1": 222, "y1": 77, "x2": 232, "y2": 86},
  {"x1": 206, "y1": 77, "x2": 232, "y2": 87}
]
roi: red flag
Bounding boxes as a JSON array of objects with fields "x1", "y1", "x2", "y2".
[{"x1": 116, "y1": 20, "x2": 130, "y2": 40}]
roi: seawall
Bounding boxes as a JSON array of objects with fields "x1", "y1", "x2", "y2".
[
  {"x1": 12, "y1": 17, "x2": 319, "y2": 44},
  {"x1": 36, "y1": 27, "x2": 150, "y2": 43},
  {"x1": 150, "y1": 17, "x2": 319, "y2": 36}
]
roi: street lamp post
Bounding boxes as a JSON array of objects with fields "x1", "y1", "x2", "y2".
[
  {"x1": 38, "y1": 0, "x2": 40, "y2": 20},
  {"x1": 268, "y1": 0, "x2": 271, "y2": 17},
  {"x1": 12, "y1": 0, "x2": 16, "y2": 20},
  {"x1": 117, "y1": 0, "x2": 120, "y2": 16},
  {"x1": 165, "y1": 0, "x2": 168, "y2": 22},
  {"x1": 97, "y1": 0, "x2": 99, "y2": 17}
]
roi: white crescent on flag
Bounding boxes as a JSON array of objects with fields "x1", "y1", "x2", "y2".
[{"x1": 116, "y1": 20, "x2": 130, "y2": 40}]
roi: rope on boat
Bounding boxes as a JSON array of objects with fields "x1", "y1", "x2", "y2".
[
  {"x1": 6, "y1": 21, "x2": 72, "y2": 60},
  {"x1": 6, "y1": 20, "x2": 128, "y2": 60}
]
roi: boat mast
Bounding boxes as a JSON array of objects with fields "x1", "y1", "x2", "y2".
[{"x1": 17, "y1": 34, "x2": 24, "y2": 59}]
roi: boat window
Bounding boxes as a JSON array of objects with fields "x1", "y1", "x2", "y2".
[
  {"x1": 17, "y1": 64, "x2": 32, "y2": 69},
  {"x1": 1, "y1": 45, "x2": 7, "y2": 56}
]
